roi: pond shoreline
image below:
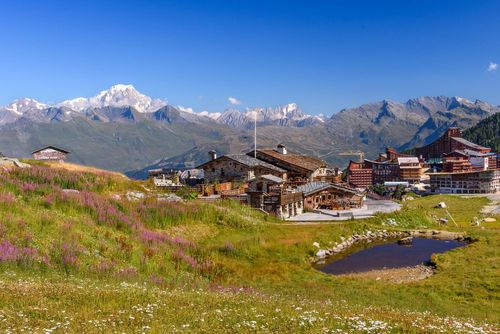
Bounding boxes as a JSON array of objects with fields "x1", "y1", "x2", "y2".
[
  {"x1": 341, "y1": 264, "x2": 435, "y2": 283},
  {"x1": 312, "y1": 229, "x2": 469, "y2": 264}
]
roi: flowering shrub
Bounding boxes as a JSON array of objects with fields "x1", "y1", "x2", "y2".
[
  {"x1": 0, "y1": 192, "x2": 16, "y2": 204},
  {"x1": 0, "y1": 239, "x2": 42, "y2": 266}
]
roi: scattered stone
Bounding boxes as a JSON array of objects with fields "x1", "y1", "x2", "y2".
[
  {"x1": 126, "y1": 191, "x2": 146, "y2": 201},
  {"x1": 483, "y1": 217, "x2": 497, "y2": 223},
  {"x1": 398, "y1": 237, "x2": 413, "y2": 245},
  {"x1": 0, "y1": 157, "x2": 31, "y2": 169},
  {"x1": 316, "y1": 250, "x2": 327, "y2": 258},
  {"x1": 312, "y1": 242, "x2": 320, "y2": 248},
  {"x1": 62, "y1": 189, "x2": 80, "y2": 194},
  {"x1": 157, "y1": 193, "x2": 182, "y2": 202},
  {"x1": 436, "y1": 202, "x2": 447, "y2": 208},
  {"x1": 438, "y1": 218, "x2": 449, "y2": 224}
]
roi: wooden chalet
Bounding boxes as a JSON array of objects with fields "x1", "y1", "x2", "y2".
[
  {"x1": 248, "y1": 144, "x2": 331, "y2": 184},
  {"x1": 246, "y1": 175, "x2": 304, "y2": 219},
  {"x1": 297, "y1": 181, "x2": 364, "y2": 210}
]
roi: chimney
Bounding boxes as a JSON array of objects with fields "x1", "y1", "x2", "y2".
[
  {"x1": 208, "y1": 150, "x2": 217, "y2": 161},
  {"x1": 277, "y1": 143, "x2": 287, "y2": 155}
]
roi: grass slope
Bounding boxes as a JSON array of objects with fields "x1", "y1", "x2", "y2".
[{"x1": 0, "y1": 163, "x2": 498, "y2": 333}]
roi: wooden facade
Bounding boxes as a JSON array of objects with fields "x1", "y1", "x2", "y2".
[
  {"x1": 297, "y1": 182, "x2": 364, "y2": 210},
  {"x1": 246, "y1": 175, "x2": 304, "y2": 219}
]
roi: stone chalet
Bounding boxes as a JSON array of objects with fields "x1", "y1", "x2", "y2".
[
  {"x1": 246, "y1": 174, "x2": 304, "y2": 219},
  {"x1": 248, "y1": 144, "x2": 331, "y2": 184},
  {"x1": 197, "y1": 151, "x2": 286, "y2": 183},
  {"x1": 32, "y1": 146, "x2": 70, "y2": 162},
  {"x1": 297, "y1": 181, "x2": 364, "y2": 210}
]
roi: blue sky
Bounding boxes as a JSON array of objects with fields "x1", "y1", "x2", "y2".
[{"x1": 0, "y1": 0, "x2": 499, "y2": 115}]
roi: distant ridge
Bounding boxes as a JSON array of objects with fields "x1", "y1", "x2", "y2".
[{"x1": 0, "y1": 85, "x2": 498, "y2": 173}]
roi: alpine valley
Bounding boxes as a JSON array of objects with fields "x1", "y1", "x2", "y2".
[{"x1": 1, "y1": 84, "x2": 498, "y2": 177}]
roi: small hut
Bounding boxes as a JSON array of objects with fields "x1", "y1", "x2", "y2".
[{"x1": 32, "y1": 146, "x2": 70, "y2": 163}]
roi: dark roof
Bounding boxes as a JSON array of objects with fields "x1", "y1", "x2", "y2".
[
  {"x1": 364, "y1": 159, "x2": 398, "y2": 165},
  {"x1": 250, "y1": 149, "x2": 327, "y2": 172},
  {"x1": 451, "y1": 137, "x2": 490, "y2": 151},
  {"x1": 296, "y1": 181, "x2": 359, "y2": 196},
  {"x1": 31, "y1": 146, "x2": 70, "y2": 155},
  {"x1": 197, "y1": 154, "x2": 286, "y2": 173}
]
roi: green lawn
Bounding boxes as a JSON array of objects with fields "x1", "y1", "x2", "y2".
[{"x1": 0, "y1": 164, "x2": 498, "y2": 333}]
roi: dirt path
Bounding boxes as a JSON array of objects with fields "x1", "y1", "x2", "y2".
[{"x1": 482, "y1": 194, "x2": 500, "y2": 216}]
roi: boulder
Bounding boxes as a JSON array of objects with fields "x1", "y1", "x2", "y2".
[{"x1": 398, "y1": 237, "x2": 413, "y2": 245}]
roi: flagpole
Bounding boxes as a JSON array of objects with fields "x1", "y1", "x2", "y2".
[{"x1": 254, "y1": 110, "x2": 257, "y2": 158}]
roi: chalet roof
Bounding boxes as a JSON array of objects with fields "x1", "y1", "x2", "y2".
[
  {"x1": 296, "y1": 181, "x2": 358, "y2": 196},
  {"x1": 260, "y1": 174, "x2": 285, "y2": 183},
  {"x1": 197, "y1": 154, "x2": 286, "y2": 173},
  {"x1": 251, "y1": 149, "x2": 327, "y2": 172},
  {"x1": 364, "y1": 159, "x2": 398, "y2": 166},
  {"x1": 397, "y1": 157, "x2": 419, "y2": 164},
  {"x1": 451, "y1": 137, "x2": 489, "y2": 151},
  {"x1": 31, "y1": 146, "x2": 70, "y2": 155}
]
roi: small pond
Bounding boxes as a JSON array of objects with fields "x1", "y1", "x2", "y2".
[{"x1": 315, "y1": 238, "x2": 467, "y2": 275}]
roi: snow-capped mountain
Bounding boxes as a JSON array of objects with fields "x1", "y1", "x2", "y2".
[
  {"x1": 58, "y1": 84, "x2": 167, "y2": 113},
  {"x1": 217, "y1": 103, "x2": 325, "y2": 128},
  {"x1": 3, "y1": 98, "x2": 48, "y2": 115},
  {"x1": 0, "y1": 85, "x2": 324, "y2": 128}
]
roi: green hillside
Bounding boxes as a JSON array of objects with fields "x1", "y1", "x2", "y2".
[
  {"x1": 463, "y1": 112, "x2": 500, "y2": 152},
  {"x1": 0, "y1": 162, "x2": 498, "y2": 332}
]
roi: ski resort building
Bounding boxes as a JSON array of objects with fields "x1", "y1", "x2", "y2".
[{"x1": 415, "y1": 127, "x2": 491, "y2": 160}]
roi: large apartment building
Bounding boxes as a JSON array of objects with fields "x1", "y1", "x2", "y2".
[
  {"x1": 415, "y1": 127, "x2": 491, "y2": 160},
  {"x1": 429, "y1": 169, "x2": 500, "y2": 194}
]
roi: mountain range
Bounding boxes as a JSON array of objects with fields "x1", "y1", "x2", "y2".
[{"x1": 0, "y1": 84, "x2": 498, "y2": 177}]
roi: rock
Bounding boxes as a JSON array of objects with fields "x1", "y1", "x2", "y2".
[
  {"x1": 126, "y1": 191, "x2": 146, "y2": 201},
  {"x1": 0, "y1": 157, "x2": 30, "y2": 169},
  {"x1": 157, "y1": 193, "x2": 182, "y2": 202},
  {"x1": 483, "y1": 217, "x2": 497, "y2": 223},
  {"x1": 398, "y1": 237, "x2": 413, "y2": 245},
  {"x1": 62, "y1": 189, "x2": 80, "y2": 194},
  {"x1": 312, "y1": 242, "x2": 320, "y2": 248},
  {"x1": 436, "y1": 202, "x2": 447, "y2": 208},
  {"x1": 316, "y1": 250, "x2": 327, "y2": 258}
]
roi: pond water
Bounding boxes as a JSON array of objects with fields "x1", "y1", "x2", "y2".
[{"x1": 315, "y1": 238, "x2": 466, "y2": 275}]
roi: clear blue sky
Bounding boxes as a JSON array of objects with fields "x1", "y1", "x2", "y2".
[{"x1": 0, "y1": 0, "x2": 499, "y2": 115}]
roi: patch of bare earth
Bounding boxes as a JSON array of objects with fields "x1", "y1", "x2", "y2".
[{"x1": 342, "y1": 265, "x2": 434, "y2": 283}]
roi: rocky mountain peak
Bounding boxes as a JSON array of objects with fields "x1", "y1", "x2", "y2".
[
  {"x1": 58, "y1": 84, "x2": 167, "y2": 113},
  {"x1": 3, "y1": 98, "x2": 48, "y2": 115}
]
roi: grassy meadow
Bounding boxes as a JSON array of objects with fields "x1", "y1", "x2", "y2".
[{"x1": 0, "y1": 162, "x2": 498, "y2": 333}]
